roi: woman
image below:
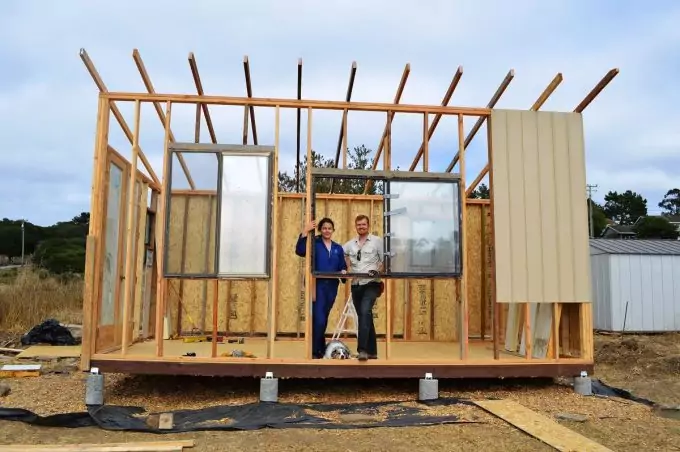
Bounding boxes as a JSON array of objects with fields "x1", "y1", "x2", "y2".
[{"x1": 295, "y1": 217, "x2": 347, "y2": 359}]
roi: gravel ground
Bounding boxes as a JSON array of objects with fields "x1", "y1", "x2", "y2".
[
  {"x1": 0, "y1": 332, "x2": 679, "y2": 451},
  {"x1": 0, "y1": 371, "x2": 679, "y2": 451}
]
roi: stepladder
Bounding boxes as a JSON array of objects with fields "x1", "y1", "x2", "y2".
[{"x1": 332, "y1": 294, "x2": 358, "y2": 341}]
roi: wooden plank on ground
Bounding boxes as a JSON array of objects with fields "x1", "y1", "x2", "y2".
[
  {"x1": 0, "y1": 439, "x2": 194, "y2": 451},
  {"x1": 15, "y1": 345, "x2": 81, "y2": 359},
  {"x1": 473, "y1": 399, "x2": 613, "y2": 452}
]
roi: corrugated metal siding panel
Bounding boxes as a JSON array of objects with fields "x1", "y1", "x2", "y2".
[
  {"x1": 590, "y1": 254, "x2": 611, "y2": 330},
  {"x1": 490, "y1": 109, "x2": 591, "y2": 303},
  {"x1": 609, "y1": 255, "x2": 680, "y2": 332},
  {"x1": 590, "y1": 239, "x2": 680, "y2": 255}
]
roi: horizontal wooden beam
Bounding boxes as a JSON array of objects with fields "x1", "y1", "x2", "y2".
[
  {"x1": 312, "y1": 167, "x2": 461, "y2": 181},
  {"x1": 169, "y1": 190, "x2": 490, "y2": 204},
  {"x1": 168, "y1": 143, "x2": 274, "y2": 153},
  {"x1": 102, "y1": 92, "x2": 491, "y2": 116}
]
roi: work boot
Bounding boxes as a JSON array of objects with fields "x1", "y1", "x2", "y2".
[{"x1": 358, "y1": 351, "x2": 368, "y2": 361}]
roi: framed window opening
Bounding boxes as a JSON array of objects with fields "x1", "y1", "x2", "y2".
[
  {"x1": 309, "y1": 168, "x2": 463, "y2": 280},
  {"x1": 163, "y1": 143, "x2": 274, "y2": 279}
]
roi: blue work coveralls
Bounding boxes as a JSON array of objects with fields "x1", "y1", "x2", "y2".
[{"x1": 295, "y1": 234, "x2": 347, "y2": 358}]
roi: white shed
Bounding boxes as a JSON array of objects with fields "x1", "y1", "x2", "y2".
[{"x1": 590, "y1": 239, "x2": 680, "y2": 332}]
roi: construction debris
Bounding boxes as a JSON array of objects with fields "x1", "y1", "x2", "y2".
[{"x1": 0, "y1": 364, "x2": 41, "y2": 378}]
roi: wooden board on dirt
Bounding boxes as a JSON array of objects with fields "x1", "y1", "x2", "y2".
[
  {"x1": 15, "y1": 345, "x2": 81, "y2": 359},
  {"x1": 0, "y1": 438, "x2": 195, "y2": 451},
  {"x1": 473, "y1": 399, "x2": 613, "y2": 452}
]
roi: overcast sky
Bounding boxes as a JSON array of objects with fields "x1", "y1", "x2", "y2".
[{"x1": 0, "y1": 0, "x2": 678, "y2": 226}]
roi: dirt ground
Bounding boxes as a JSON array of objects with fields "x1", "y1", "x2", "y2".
[{"x1": 1, "y1": 333, "x2": 679, "y2": 451}]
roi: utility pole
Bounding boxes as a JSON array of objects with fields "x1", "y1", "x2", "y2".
[
  {"x1": 586, "y1": 184, "x2": 598, "y2": 238},
  {"x1": 21, "y1": 219, "x2": 25, "y2": 266}
]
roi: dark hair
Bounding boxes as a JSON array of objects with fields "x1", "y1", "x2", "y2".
[
  {"x1": 355, "y1": 214, "x2": 370, "y2": 224},
  {"x1": 317, "y1": 217, "x2": 335, "y2": 231}
]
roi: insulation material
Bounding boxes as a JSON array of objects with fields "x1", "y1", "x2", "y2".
[{"x1": 164, "y1": 193, "x2": 493, "y2": 341}]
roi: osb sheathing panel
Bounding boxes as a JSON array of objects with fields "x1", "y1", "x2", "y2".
[
  {"x1": 491, "y1": 109, "x2": 591, "y2": 304},
  {"x1": 166, "y1": 193, "x2": 493, "y2": 340}
]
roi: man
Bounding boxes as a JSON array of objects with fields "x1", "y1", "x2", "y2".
[{"x1": 343, "y1": 214, "x2": 383, "y2": 361}]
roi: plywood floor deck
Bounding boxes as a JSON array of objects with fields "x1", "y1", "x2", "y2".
[
  {"x1": 92, "y1": 338, "x2": 593, "y2": 378},
  {"x1": 115, "y1": 338, "x2": 523, "y2": 361}
]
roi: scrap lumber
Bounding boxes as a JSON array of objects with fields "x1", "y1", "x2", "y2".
[
  {"x1": 0, "y1": 439, "x2": 194, "y2": 451},
  {"x1": 0, "y1": 364, "x2": 41, "y2": 378},
  {"x1": 473, "y1": 399, "x2": 613, "y2": 452}
]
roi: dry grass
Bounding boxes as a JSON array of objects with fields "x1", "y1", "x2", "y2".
[
  {"x1": 0, "y1": 266, "x2": 82, "y2": 334},
  {"x1": 594, "y1": 332, "x2": 680, "y2": 406}
]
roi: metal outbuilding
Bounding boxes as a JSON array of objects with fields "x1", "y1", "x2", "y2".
[{"x1": 590, "y1": 239, "x2": 680, "y2": 332}]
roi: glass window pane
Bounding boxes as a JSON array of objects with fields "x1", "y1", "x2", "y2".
[
  {"x1": 387, "y1": 181, "x2": 461, "y2": 275},
  {"x1": 101, "y1": 163, "x2": 124, "y2": 325},
  {"x1": 218, "y1": 154, "x2": 271, "y2": 276}
]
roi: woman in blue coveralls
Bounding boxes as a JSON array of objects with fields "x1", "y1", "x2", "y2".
[{"x1": 295, "y1": 218, "x2": 347, "y2": 358}]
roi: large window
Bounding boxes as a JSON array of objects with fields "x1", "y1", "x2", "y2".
[
  {"x1": 309, "y1": 168, "x2": 463, "y2": 279},
  {"x1": 163, "y1": 144, "x2": 274, "y2": 279}
]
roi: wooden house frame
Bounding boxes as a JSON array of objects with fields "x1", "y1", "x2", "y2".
[{"x1": 79, "y1": 48, "x2": 618, "y2": 378}]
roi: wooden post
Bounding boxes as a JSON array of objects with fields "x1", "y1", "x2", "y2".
[
  {"x1": 155, "y1": 101, "x2": 172, "y2": 357},
  {"x1": 304, "y1": 107, "x2": 313, "y2": 360},
  {"x1": 81, "y1": 95, "x2": 110, "y2": 370},
  {"x1": 385, "y1": 110, "x2": 392, "y2": 360},
  {"x1": 342, "y1": 109, "x2": 348, "y2": 169},
  {"x1": 487, "y1": 113, "x2": 500, "y2": 360},
  {"x1": 423, "y1": 113, "x2": 429, "y2": 172},
  {"x1": 211, "y1": 279, "x2": 218, "y2": 358},
  {"x1": 524, "y1": 302, "x2": 533, "y2": 359},
  {"x1": 121, "y1": 100, "x2": 141, "y2": 355},
  {"x1": 267, "y1": 106, "x2": 281, "y2": 358},
  {"x1": 458, "y1": 114, "x2": 469, "y2": 360}
]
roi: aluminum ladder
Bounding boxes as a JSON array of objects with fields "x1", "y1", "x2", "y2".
[{"x1": 331, "y1": 294, "x2": 358, "y2": 340}]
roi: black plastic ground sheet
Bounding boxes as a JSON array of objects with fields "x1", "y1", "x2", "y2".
[
  {"x1": 0, "y1": 397, "x2": 480, "y2": 432},
  {"x1": 1, "y1": 379, "x2": 674, "y2": 432}
]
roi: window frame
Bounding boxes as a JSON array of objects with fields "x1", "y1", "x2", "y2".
[
  {"x1": 309, "y1": 168, "x2": 464, "y2": 280},
  {"x1": 162, "y1": 143, "x2": 275, "y2": 280}
]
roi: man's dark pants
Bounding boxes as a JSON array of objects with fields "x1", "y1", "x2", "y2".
[{"x1": 351, "y1": 281, "x2": 381, "y2": 357}]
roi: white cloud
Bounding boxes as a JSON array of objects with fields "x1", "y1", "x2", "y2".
[{"x1": 0, "y1": 0, "x2": 678, "y2": 225}]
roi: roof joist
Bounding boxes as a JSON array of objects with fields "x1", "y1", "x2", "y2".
[
  {"x1": 80, "y1": 48, "x2": 619, "y2": 195},
  {"x1": 242, "y1": 56, "x2": 258, "y2": 145},
  {"x1": 464, "y1": 68, "x2": 619, "y2": 196},
  {"x1": 362, "y1": 63, "x2": 412, "y2": 193},
  {"x1": 131, "y1": 49, "x2": 195, "y2": 189},
  {"x1": 465, "y1": 72, "x2": 564, "y2": 195},
  {"x1": 79, "y1": 49, "x2": 161, "y2": 189},
  {"x1": 444, "y1": 69, "x2": 515, "y2": 172},
  {"x1": 329, "y1": 62, "x2": 358, "y2": 193},
  {"x1": 406, "y1": 65, "x2": 464, "y2": 172}
]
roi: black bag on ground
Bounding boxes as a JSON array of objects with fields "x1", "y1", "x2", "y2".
[{"x1": 20, "y1": 319, "x2": 80, "y2": 346}]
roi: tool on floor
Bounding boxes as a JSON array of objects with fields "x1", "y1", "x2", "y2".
[
  {"x1": 222, "y1": 350, "x2": 256, "y2": 358},
  {"x1": 332, "y1": 294, "x2": 358, "y2": 341}
]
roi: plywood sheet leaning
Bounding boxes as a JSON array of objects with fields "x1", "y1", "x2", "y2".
[
  {"x1": 473, "y1": 399, "x2": 613, "y2": 452},
  {"x1": 490, "y1": 109, "x2": 591, "y2": 304}
]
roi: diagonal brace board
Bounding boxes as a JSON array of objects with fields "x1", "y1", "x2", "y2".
[{"x1": 473, "y1": 399, "x2": 613, "y2": 452}]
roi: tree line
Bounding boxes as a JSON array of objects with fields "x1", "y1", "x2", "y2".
[
  {"x1": 0, "y1": 212, "x2": 89, "y2": 274},
  {"x1": 470, "y1": 185, "x2": 680, "y2": 239}
]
